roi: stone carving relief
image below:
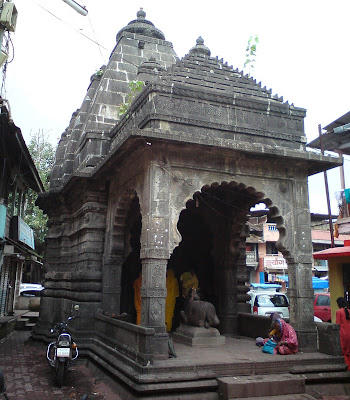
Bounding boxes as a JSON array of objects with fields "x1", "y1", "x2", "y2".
[
  {"x1": 150, "y1": 299, "x2": 163, "y2": 324},
  {"x1": 151, "y1": 263, "x2": 164, "y2": 288},
  {"x1": 155, "y1": 95, "x2": 224, "y2": 119}
]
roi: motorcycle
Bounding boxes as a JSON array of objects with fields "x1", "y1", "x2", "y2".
[
  {"x1": 46, "y1": 314, "x2": 79, "y2": 387},
  {"x1": 0, "y1": 370, "x2": 9, "y2": 400}
]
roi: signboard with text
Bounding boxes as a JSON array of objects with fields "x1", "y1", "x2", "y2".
[
  {"x1": 264, "y1": 256, "x2": 287, "y2": 270},
  {"x1": 10, "y1": 216, "x2": 35, "y2": 249},
  {"x1": 0, "y1": 204, "x2": 6, "y2": 239}
]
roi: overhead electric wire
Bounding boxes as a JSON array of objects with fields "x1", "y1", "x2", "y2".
[
  {"x1": 29, "y1": 0, "x2": 107, "y2": 50},
  {"x1": 81, "y1": 0, "x2": 105, "y2": 63}
]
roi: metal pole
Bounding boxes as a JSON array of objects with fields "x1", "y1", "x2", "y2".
[
  {"x1": 62, "y1": 0, "x2": 88, "y2": 16},
  {"x1": 318, "y1": 124, "x2": 335, "y2": 248}
]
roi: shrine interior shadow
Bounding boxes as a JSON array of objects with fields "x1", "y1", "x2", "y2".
[{"x1": 118, "y1": 181, "x2": 285, "y2": 334}]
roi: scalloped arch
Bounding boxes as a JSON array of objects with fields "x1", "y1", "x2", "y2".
[{"x1": 176, "y1": 180, "x2": 291, "y2": 261}]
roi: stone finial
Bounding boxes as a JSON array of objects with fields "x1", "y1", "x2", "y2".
[
  {"x1": 116, "y1": 9, "x2": 165, "y2": 41},
  {"x1": 137, "y1": 8, "x2": 146, "y2": 19},
  {"x1": 189, "y1": 36, "x2": 211, "y2": 57}
]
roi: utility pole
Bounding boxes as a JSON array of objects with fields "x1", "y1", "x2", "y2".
[
  {"x1": 0, "y1": 0, "x2": 18, "y2": 68},
  {"x1": 318, "y1": 124, "x2": 335, "y2": 248}
]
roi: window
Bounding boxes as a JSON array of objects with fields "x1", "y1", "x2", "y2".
[
  {"x1": 266, "y1": 242, "x2": 278, "y2": 255},
  {"x1": 255, "y1": 294, "x2": 288, "y2": 308},
  {"x1": 316, "y1": 295, "x2": 330, "y2": 306}
]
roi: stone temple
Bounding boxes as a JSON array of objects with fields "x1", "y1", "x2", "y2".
[{"x1": 35, "y1": 9, "x2": 343, "y2": 398}]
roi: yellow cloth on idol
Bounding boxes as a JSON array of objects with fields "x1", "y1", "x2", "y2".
[
  {"x1": 165, "y1": 269, "x2": 179, "y2": 332},
  {"x1": 180, "y1": 271, "x2": 199, "y2": 298},
  {"x1": 133, "y1": 273, "x2": 142, "y2": 325}
]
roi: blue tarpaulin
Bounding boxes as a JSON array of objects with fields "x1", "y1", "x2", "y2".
[
  {"x1": 312, "y1": 277, "x2": 329, "y2": 289},
  {"x1": 250, "y1": 283, "x2": 282, "y2": 290},
  {"x1": 276, "y1": 276, "x2": 329, "y2": 289}
]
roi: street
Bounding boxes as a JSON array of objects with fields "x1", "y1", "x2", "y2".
[{"x1": 0, "y1": 330, "x2": 122, "y2": 400}]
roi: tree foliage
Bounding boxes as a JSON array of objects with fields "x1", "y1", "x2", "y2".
[
  {"x1": 244, "y1": 35, "x2": 259, "y2": 77},
  {"x1": 117, "y1": 80, "x2": 145, "y2": 116},
  {"x1": 24, "y1": 130, "x2": 56, "y2": 253}
]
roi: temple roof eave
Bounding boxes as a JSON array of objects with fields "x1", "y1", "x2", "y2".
[
  {"x1": 38, "y1": 126, "x2": 342, "y2": 212},
  {"x1": 98, "y1": 128, "x2": 343, "y2": 180}
]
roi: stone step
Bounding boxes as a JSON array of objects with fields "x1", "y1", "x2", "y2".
[
  {"x1": 15, "y1": 316, "x2": 38, "y2": 330},
  {"x1": 232, "y1": 395, "x2": 315, "y2": 400},
  {"x1": 301, "y1": 371, "x2": 350, "y2": 383},
  {"x1": 218, "y1": 374, "x2": 305, "y2": 400},
  {"x1": 15, "y1": 318, "x2": 30, "y2": 330},
  {"x1": 290, "y1": 363, "x2": 347, "y2": 374},
  {"x1": 24, "y1": 311, "x2": 39, "y2": 319}
]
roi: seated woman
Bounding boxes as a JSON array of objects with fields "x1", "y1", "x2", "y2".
[{"x1": 268, "y1": 316, "x2": 298, "y2": 355}]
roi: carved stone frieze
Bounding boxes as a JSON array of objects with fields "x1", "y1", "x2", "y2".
[
  {"x1": 141, "y1": 288, "x2": 167, "y2": 297},
  {"x1": 140, "y1": 247, "x2": 169, "y2": 259}
]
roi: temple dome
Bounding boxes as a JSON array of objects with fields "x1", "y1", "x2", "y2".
[
  {"x1": 116, "y1": 8, "x2": 165, "y2": 41},
  {"x1": 189, "y1": 36, "x2": 211, "y2": 57}
]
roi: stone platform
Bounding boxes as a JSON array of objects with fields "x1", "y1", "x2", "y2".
[
  {"x1": 173, "y1": 324, "x2": 225, "y2": 346},
  {"x1": 80, "y1": 334, "x2": 350, "y2": 399}
]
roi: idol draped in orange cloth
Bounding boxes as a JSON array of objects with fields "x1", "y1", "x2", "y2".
[
  {"x1": 180, "y1": 269, "x2": 198, "y2": 299},
  {"x1": 133, "y1": 272, "x2": 142, "y2": 325},
  {"x1": 336, "y1": 297, "x2": 350, "y2": 370},
  {"x1": 165, "y1": 269, "x2": 179, "y2": 332}
]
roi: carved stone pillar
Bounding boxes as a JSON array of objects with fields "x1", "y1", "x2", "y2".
[
  {"x1": 215, "y1": 222, "x2": 241, "y2": 335},
  {"x1": 139, "y1": 164, "x2": 170, "y2": 357},
  {"x1": 288, "y1": 261, "x2": 316, "y2": 351},
  {"x1": 220, "y1": 266, "x2": 237, "y2": 334},
  {"x1": 140, "y1": 252, "x2": 167, "y2": 331},
  {"x1": 102, "y1": 254, "x2": 123, "y2": 314},
  {"x1": 287, "y1": 189, "x2": 317, "y2": 352}
]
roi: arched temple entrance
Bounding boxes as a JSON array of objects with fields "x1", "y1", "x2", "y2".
[{"x1": 168, "y1": 180, "x2": 288, "y2": 335}]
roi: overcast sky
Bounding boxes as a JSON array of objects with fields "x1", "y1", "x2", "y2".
[{"x1": 4, "y1": 0, "x2": 350, "y2": 215}]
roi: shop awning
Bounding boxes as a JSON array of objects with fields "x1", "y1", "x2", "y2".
[{"x1": 313, "y1": 245, "x2": 350, "y2": 260}]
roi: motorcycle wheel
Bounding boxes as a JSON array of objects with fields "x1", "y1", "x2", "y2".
[{"x1": 56, "y1": 362, "x2": 65, "y2": 387}]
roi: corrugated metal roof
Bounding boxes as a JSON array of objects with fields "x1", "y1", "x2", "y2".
[
  {"x1": 324, "y1": 111, "x2": 350, "y2": 131},
  {"x1": 307, "y1": 111, "x2": 350, "y2": 156},
  {"x1": 307, "y1": 130, "x2": 350, "y2": 155}
]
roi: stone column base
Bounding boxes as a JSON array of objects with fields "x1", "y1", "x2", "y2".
[
  {"x1": 173, "y1": 323, "x2": 225, "y2": 347},
  {"x1": 295, "y1": 328, "x2": 317, "y2": 352}
]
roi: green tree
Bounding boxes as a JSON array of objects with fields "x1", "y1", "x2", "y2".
[
  {"x1": 24, "y1": 130, "x2": 56, "y2": 253},
  {"x1": 117, "y1": 80, "x2": 145, "y2": 116},
  {"x1": 244, "y1": 35, "x2": 259, "y2": 77}
]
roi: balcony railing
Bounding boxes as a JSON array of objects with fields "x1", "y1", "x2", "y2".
[{"x1": 246, "y1": 251, "x2": 257, "y2": 263}]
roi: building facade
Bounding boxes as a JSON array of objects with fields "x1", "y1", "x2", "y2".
[
  {"x1": 247, "y1": 213, "x2": 350, "y2": 285},
  {"x1": 0, "y1": 101, "x2": 44, "y2": 317}
]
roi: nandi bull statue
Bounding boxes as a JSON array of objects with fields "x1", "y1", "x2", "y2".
[{"x1": 180, "y1": 288, "x2": 220, "y2": 328}]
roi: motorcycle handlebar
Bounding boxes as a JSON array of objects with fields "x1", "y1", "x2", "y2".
[{"x1": 50, "y1": 316, "x2": 77, "y2": 333}]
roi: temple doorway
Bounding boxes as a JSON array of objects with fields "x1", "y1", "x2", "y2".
[{"x1": 170, "y1": 181, "x2": 270, "y2": 334}]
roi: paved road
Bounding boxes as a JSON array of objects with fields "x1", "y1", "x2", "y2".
[{"x1": 0, "y1": 330, "x2": 122, "y2": 400}]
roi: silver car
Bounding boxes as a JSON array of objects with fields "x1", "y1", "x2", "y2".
[{"x1": 247, "y1": 291, "x2": 290, "y2": 318}]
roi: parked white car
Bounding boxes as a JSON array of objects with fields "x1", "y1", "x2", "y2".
[
  {"x1": 19, "y1": 283, "x2": 44, "y2": 297},
  {"x1": 18, "y1": 283, "x2": 44, "y2": 311},
  {"x1": 247, "y1": 291, "x2": 290, "y2": 319}
]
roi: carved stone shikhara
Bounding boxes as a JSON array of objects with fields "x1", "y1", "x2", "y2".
[{"x1": 35, "y1": 9, "x2": 341, "y2": 377}]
